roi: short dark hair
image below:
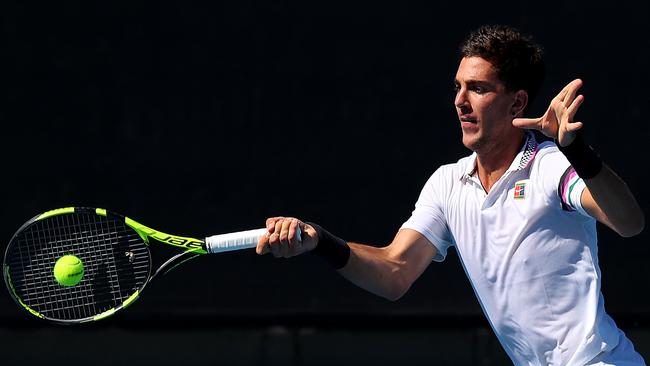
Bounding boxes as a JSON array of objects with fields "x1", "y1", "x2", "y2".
[{"x1": 460, "y1": 25, "x2": 545, "y2": 107}]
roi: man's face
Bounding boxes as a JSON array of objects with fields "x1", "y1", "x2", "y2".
[{"x1": 454, "y1": 56, "x2": 519, "y2": 153}]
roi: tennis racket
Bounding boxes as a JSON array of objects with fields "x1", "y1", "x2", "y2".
[{"x1": 3, "y1": 207, "x2": 282, "y2": 324}]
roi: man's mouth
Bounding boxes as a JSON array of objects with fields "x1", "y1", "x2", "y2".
[{"x1": 460, "y1": 116, "x2": 477, "y2": 124}]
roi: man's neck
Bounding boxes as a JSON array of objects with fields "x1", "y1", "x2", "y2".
[{"x1": 475, "y1": 133, "x2": 526, "y2": 193}]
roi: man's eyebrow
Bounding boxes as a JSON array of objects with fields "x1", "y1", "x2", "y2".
[
  {"x1": 453, "y1": 79, "x2": 492, "y2": 86},
  {"x1": 466, "y1": 79, "x2": 490, "y2": 85}
]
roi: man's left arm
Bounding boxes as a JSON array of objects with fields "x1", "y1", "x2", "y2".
[
  {"x1": 580, "y1": 164, "x2": 644, "y2": 237},
  {"x1": 513, "y1": 78, "x2": 645, "y2": 237}
]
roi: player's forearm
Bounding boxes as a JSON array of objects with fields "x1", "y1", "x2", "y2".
[
  {"x1": 585, "y1": 164, "x2": 645, "y2": 237},
  {"x1": 338, "y1": 243, "x2": 411, "y2": 301},
  {"x1": 309, "y1": 225, "x2": 434, "y2": 301},
  {"x1": 559, "y1": 133, "x2": 645, "y2": 237},
  {"x1": 307, "y1": 222, "x2": 409, "y2": 300}
]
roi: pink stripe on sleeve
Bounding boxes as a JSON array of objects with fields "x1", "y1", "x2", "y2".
[{"x1": 561, "y1": 168, "x2": 579, "y2": 208}]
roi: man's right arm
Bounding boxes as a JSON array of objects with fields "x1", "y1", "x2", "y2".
[
  {"x1": 256, "y1": 217, "x2": 437, "y2": 301},
  {"x1": 341, "y1": 228, "x2": 437, "y2": 301}
]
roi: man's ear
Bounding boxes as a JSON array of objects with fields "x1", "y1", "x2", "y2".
[{"x1": 511, "y1": 90, "x2": 528, "y2": 117}]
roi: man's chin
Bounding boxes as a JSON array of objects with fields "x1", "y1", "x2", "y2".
[{"x1": 461, "y1": 134, "x2": 480, "y2": 152}]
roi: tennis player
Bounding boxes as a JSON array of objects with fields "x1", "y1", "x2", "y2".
[{"x1": 257, "y1": 25, "x2": 645, "y2": 365}]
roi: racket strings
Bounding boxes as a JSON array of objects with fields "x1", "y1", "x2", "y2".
[{"x1": 6, "y1": 213, "x2": 150, "y2": 321}]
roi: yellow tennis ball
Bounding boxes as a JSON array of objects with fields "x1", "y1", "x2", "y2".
[{"x1": 53, "y1": 255, "x2": 84, "y2": 287}]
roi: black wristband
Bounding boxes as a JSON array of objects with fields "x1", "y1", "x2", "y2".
[
  {"x1": 557, "y1": 133, "x2": 603, "y2": 179},
  {"x1": 307, "y1": 222, "x2": 350, "y2": 270}
]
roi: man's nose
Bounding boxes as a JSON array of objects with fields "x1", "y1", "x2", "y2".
[{"x1": 455, "y1": 89, "x2": 470, "y2": 112}]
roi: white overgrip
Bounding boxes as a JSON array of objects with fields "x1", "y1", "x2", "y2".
[
  {"x1": 204, "y1": 227, "x2": 302, "y2": 254},
  {"x1": 205, "y1": 228, "x2": 268, "y2": 253}
]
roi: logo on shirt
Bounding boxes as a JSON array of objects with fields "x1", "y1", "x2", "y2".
[{"x1": 514, "y1": 181, "x2": 527, "y2": 199}]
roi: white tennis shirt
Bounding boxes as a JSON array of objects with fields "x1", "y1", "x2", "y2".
[{"x1": 401, "y1": 133, "x2": 643, "y2": 366}]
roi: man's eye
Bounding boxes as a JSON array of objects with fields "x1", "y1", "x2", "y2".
[{"x1": 472, "y1": 86, "x2": 486, "y2": 94}]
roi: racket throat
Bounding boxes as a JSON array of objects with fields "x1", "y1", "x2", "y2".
[{"x1": 124, "y1": 217, "x2": 207, "y2": 254}]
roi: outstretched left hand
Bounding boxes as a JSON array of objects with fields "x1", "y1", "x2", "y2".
[{"x1": 512, "y1": 79, "x2": 585, "y2": 147}]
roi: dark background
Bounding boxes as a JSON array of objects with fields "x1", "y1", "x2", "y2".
[{"x1": 2, "y1": 1, "x2": 649, "y2": 365}]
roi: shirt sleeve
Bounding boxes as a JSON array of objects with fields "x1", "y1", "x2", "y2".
[
  {"x1": 537, "y1": 143, "x2": 591, "y2": 218},
  {"x1": 400, "y1": 167, "x2": 455, "y2": 262}
]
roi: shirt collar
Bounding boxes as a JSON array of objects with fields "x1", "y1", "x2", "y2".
[{"x1": 462, "y1": 132, "x2": 539, "y2": 181}]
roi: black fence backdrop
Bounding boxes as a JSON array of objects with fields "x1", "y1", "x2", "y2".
[{"x1": 2, "y1": 0, "x2": 649, "y2": 329}]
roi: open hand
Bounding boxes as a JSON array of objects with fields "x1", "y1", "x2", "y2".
[{"x1": 512, "y1": 79, "x2": 585, "y2": 147}]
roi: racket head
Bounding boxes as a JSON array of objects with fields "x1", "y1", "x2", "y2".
[{"x1": 3, "y1": 207, "x2": 152, "y2": 324}]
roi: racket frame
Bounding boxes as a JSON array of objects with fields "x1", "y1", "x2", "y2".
[{"x1": 3, "y1": 207, "x2": 208, "y2": 324}]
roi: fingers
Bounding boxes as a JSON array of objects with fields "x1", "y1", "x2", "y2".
[
  {"x1": 261, "y1": 217, "x2": 304, "y2": 258},
  {"x1": 557, "y1": 93, "x2": 585, "y2": 147},
  {"x1": 562, "y1": 79, "x2": 583, "y2": 108},
  {"x1": 276, "y1": 219, "x2": 291, "y2": 257},
  {"x1": 257, "y1": 217, "x2": 285, "y2": 255},
  {"x1": 512, "y1": 117, "x2": 542, "y2": 130},
  {"x1": 289, "y1": 219, "x2": 302, "y2": 243},
  {"x1": 566, "y1": 121, "x2": 584, "y2": 133},
  {"x1": 528, "y1": 79, "x2": 585, "y2": 141},
  {"x1": 256, "y1": 231, "x2": 271, "y2": 255},
  {"x1": 555, "y1": 78, "x2": 582, "y2": 104},
  {"x1": 556, "y1": 81, "x2": 584, "y2": 131},
  {"x1": 566, "y1": 94, "x2": 584, "y2": 121},
  {"x1": 555, "y1": 83, "x2": 571, "y2": 103},
  {"x1": 266, "y1": 217, "x2": 284, "y2": 232},
  {"x1": 561, "y1": 94, "x2": 585, "y2": 134},
  {"x1": 558, "y1": 120, "x2": 584, "y2": 147}
]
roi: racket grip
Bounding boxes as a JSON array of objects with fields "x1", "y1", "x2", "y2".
[
  {"x1": 205, "y1": 228, "x2": 268, "y2": 253},
  {"x1": 204, "y1": 226, "x2": 303, "y2": 253}
]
